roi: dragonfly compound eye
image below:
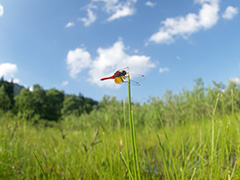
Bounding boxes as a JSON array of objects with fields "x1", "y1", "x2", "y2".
[{"x1": 122, "y1": 70, "x2": 127, "y2": 76}]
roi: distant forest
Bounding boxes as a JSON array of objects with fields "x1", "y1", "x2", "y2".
[
  {"x1": 0, "y1": 77, "x2": 98, "y2": 121},
  {"x1": 1, "y1": 76, "x2": 240, "y2": 125}
]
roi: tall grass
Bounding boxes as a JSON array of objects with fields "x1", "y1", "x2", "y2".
[
  {"x1": 0, "y1": 111, "x2": 240, "y2": 179},
  {"x1": 1, "y1": 79, "x2": 240, "y2": 179},
  {"x1": 120, "y1": 73, "x2": 141, "y2": 180}
]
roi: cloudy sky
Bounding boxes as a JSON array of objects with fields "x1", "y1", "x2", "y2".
[{"x1": 0, "y1": 0, "x2": 239, "y2": 101}]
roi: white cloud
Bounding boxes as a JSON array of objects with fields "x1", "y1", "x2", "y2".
[
  {"x1": 105, "y1": 0, "x2": 137, "y2": 21},
  {"x1": 198, "y1": 2, "x2": 219, "y2": 29},
  {"x1": 89, "y1": 41, "x2": 155, "y2": 87},
  {"x1": 66, "y1": 40, "x2": 155, "y2": 88},
  {"x1": 134, "y1": 49, "x2": 139, "y2": 53},
  {"x1": 90, "y1": 0, "x2": 137, "y2": 22},
  {"x1": 78, "y1": 0, "x2": 137, "y2": 25},
  {"x1": 65, "y1": 22, "x2": 75, "y2": 28},
  {"x1": 29, "y1": 86, "x2": 33, "y2": 92},
  {"x1": 66, "y1": 48, "x2": 92, "y2": 78},
  {"x1": 13, "y1": 78, "x2": 20, "y2": 84},
  {"x1": 0, "y1": 63, "x2": 18, "y2": 79},
  {"x1": 145, "y1": 1, "x2": 156, "y2": 7},
  {"x1": 62, "y1": 81, "x2": 69, "y2": 86},
  {"x1": 0, "y1": 4, "x2": 3, "y2": 17},
  {"x1": 194, "y1": 0, "x2": 218, "y2": 5},
  {"x1": 149, "y1": 0, "x2": 219, "y2": 44},
  {"x1": 229, "y1": 77, "x2": 239, "y2": 84},
  {"x1": 107, "y1": 5, "x2": 135, "y2": 21},
  {"x1": 79, "y1": 8, "x2": 97, "y2": 26},
  {"x1": 222, "y1": 6, "x2": 238, "y2": 20},
  {"x1": 176, "y1": 56, "x2": 181, "y2": 60},
  {"x1": 0, "y1": 63, "x2": 19, "y2": 83},
  {"x1": 159, "y1": 67, "x2": 169, "y2": 73}
]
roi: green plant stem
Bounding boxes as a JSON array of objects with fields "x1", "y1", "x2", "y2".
[
  {"x1": 154, "y1": 101, "x2": 178, "y2": 179},
  {"x1": 181, "y1": 134, "x2": 185, "y2": 180},
  {"x1": 120, "y1": 152, "x2": 134, "y2": 180},
  {"x1": 123, "y1": 101, "x2": 131, "y2": 179},
  {"x1": 157, "y1": 135, "x2": 171, "y2": 180},
  {"x1": 231, "y1": 89, "x2": 234, "y2": 120},
  {"x1": 33, "y1": 152, "x2": 48, "y2": 180},
  {"x1": 190, "y1": 167, "x2": 196, "y2": 180},
  {"x1": 127, "y1": 75, "x2": 141, "y2": 180},
  {"x1": 210, "y1": 94, "x2": 219, "y2": 179}
]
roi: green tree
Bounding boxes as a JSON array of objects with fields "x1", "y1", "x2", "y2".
[
  {"x1": 83, "y1": 97, "x2": 97, "y2": 113},
  {"x1": 45, "y1": 88, "x2": 64, "y2": 120},
  {"x1": 0, "y1": 77, "x2": 14, "y2": 108},
  {"x1": 61, "y1": 95, "x2": 84, "y2": 116},
  {"x1": 32, "y1": 84, "x2": 47, "y2": 118},
  {"x1": 14, "y1": 88, "x2": 35, "y2": 119},
  {"x1": 0, "y1": 85, "x2": 11, "y2": 111}
]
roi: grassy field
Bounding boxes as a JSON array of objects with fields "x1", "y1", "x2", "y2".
[
  {"x1": 1, "y1": 80, "x2": 240, "y2": 179},
  {"x1": 1, "y1": 105, "x2": 240, "y2": 179}
]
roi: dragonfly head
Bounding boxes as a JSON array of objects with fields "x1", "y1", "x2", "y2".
[{"x1": 122, "y1": 70, "x2": 127, "y2": 76}]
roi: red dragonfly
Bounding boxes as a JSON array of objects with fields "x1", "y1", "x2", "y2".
[
  {"x1": 100, "y1": 69, "x2": 128, "y2": 84},
  {"x1": 100, "y1": 68, "x2": 143, "y2": 85}
]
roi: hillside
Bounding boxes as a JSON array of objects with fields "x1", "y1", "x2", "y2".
[{"x1": 0, "y1": 78, "x2": 98, "y2": 120}]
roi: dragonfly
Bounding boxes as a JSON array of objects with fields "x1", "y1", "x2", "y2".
[{"x1": 100, "y1": 68, "x2": 144, "y2": 85}]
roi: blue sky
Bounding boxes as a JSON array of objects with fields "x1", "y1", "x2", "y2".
[{"x1": 0, "y1": 0, "x2": 239, "y2": 102}]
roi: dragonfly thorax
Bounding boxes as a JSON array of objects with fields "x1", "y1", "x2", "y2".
[{"x1": 114, "y1": 70, "x2": 127, "y2": 77}]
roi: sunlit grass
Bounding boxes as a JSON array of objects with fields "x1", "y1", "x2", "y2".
[
  {"x1": 1, "y1": 84, "x2": 240, "y2": 179},
  {"x1": 1, "y1": 110, "x2": 240, "y2": 179}
]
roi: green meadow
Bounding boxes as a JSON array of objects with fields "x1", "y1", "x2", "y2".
[{"x1": 1, "y1": 78, "x2": 240, "y2": 179}]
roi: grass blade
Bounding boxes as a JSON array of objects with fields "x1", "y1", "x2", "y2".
[
  {"x1": 68, "y1": 168, "x2": 76, "y2": 180},
  {"x1": 120, "y1": 152, "x2": 134, "y2": 180},
  {"x1": 33, "y1": 152, "x2": 48, "y2": 180},
  {"x1": 123, "y1": 101, "x2": 131, "y2": 179},
  {"x1": 127, "y1": 74, "x2": 141, "y2": 180}
]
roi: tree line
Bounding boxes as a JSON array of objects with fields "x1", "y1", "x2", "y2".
[
  {"x1": 1, "y1": 76, "x2": 240, "y2": 126},
  {"x1": 0, "y1": 77, "x2": 97, "y2": 121}
]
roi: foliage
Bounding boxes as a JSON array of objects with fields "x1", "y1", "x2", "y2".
[
  {"x1": 45, "y1": 88, "x2": 64, "y2": 120},
  {"x1": 0, "y1": 78, "x2": 97, "y2": 121},
  {"x1": 14, "y1": 88, "x2": 35, "y2": 120},
  {"x1": 2, "y1": 75, "x2": 240, "y2": 127},
  {"x1": 0, "y1": 77, "x2": 14, "y2": 108},
  {"x1": 61, "y1": 94, "x2": 84, "y2": 116},
  {"x1": 0, "y1": 96, "x2": 240, "y2": 179},
  {"x1": 1, "y1": 77, "x2": 240, "y2": 179},
  {"x1": 0, "y1": 85, "x2": 11, "y2": 111}
]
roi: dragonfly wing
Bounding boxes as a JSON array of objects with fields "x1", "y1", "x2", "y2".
[
  {"x1": 130, "y1": 80, "x2": 141, "y2": 86},
  {"x1": 121, "y1": 80, "x2": 140, "y2": 86}
]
